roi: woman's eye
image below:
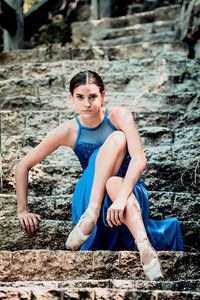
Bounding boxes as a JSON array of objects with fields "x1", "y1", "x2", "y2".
[
  {"x1": 90, "y1": 95, "x2": 97, "y2": 100},
  {"x1": 77, "y1": 96, "x2": 83, "y2": 100}
]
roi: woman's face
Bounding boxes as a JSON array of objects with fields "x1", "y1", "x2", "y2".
[{"x1": 70, "y1": 83, "x2": 105, "y2": 116}]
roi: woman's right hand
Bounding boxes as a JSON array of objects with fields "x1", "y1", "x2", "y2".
[{"x1": 18, "y1": 211, "x2": 41, "y2": 234}]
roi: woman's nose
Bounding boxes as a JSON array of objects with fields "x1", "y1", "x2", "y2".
[{"x1": 84, "y1": 100, "x2": 91, "y2": 106}]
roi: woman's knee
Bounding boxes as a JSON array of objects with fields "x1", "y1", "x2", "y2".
[
  {"x1": 106, "y1": 131, "x2": 127, "y2": 151},
  {"x1": 106, "y1": 176, "x2": 122, "y2": 194}
]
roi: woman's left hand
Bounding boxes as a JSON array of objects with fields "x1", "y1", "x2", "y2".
[{"x1": 106, "y1": 197, "x2": 127, "y2": 227}]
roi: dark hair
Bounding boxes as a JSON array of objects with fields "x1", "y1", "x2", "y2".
[{"x1": 69, "y1": 70, "x2": 104, "y2": 95}]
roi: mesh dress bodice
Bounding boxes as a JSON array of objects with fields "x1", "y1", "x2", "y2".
[{"x1": 73, "y1": 107, "x2": 131, "y2": 170}]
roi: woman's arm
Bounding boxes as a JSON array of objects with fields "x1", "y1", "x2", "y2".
[{"x1": 15, "y1": 122, "x2": 71, "y2": 233}]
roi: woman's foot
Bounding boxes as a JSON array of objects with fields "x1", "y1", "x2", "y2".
[
  {"x1": 135, "y1": 237, "x2": 164, "y2": 281},
  {"x1": 65, "y1": 205, "x2": 100, "y2": 250}
]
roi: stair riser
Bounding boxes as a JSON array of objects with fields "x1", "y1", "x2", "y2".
[
  {"x1": 0, "y1": 57, "x2": 197, "y2": 81},
  {"x1": 0, "y1": 287, "x2": 199, "y2": 300},
  {"x1": 2, "y1": 141, "x2": 200, "y2": 195},
  {"x1": 0, "y1": 279, "x2": 199, "y2": 292},
  {"x1": 0, "y1": 250, "x2": 199, "y2": 281},
  {"x1": 91, "y1": 32, "x2": 176, "y2": 47},
  {"x1": 0, "y1": 42, "x2": 188, "y2": 65},
  {"x1": 127, "y1": 1, "x2": 182, "y2": 15},
  {"x1": 71, "y1": 5, "x2": 181, "y2": 34},
  {"x1": 1, "y1": 192, "x2": 199, "y2": 222},
  {"x1": 96, "y1": 21, "x2": 176, "y2": 41},
  {"x1": 1, "y1": 109, "x2": 200, "y2": 135},
  {"x1": 0, "y1": 74, "x2": 199, "y2": 98},
  {"x1": 1, "y1": 91, "x2": 198, "y2": 111},
  {"x1": 0, "y1": 219, "x2": 199, "y2": 251}
]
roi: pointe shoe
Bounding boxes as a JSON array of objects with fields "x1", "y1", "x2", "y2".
[
  {"x1": 65, "y1": 207, "x2": 99, "y2": 250},
  {"x1": 135, "y1": 237, "x2": 164, "y2": 281}
]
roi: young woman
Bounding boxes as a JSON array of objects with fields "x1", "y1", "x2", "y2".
[{"x1": 15, "y1": 70, "x2": 185, "y2": 281}]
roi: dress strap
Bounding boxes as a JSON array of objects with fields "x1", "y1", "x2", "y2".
[
  {"x1": 105, "y1": 106, "x2": 108, "y2": 117},
  {"x1": 75, "y1": 116, "x2": 82, "y2": 127}
]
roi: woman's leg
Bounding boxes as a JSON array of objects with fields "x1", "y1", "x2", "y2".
[
  {"x1": 80, "y1": 131, "x2": 127, "y2": 235},
  {"x1": 106, "y1": 176, "x2": 156, "y2": 265}
]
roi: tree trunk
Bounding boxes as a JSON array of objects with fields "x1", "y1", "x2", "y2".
[
  {"x1": 3, "y1": 0, "x2": 24, "y2": 50},
  {"x1": 91, "y1": 0, "x2": 112, "y2": 19}
]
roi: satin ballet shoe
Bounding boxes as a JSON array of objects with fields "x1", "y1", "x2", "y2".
[
  {"x1": 135, "y1": 237, "x2": 164, "y2": 281},
  {"x1": 65, "y1": 207, "x2": 99, "y2": 251}
]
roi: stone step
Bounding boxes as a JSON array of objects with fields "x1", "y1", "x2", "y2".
[
  {"x1": 1, "y1": 279, "x2": 199, "y2": 292},
  {"x1": 0, "y1": 286, "x2": 199, "y2": 299},
  {"x1": 0, "y1": 217, "x2": 198, "y2": 251},
  {"x1": 90, "y1": 31, "x2": 177, "y2": 47},
  {"x1": 71, "y1": 5, "x2": 181, "y2": 45},
  {"x1": 2, "y1": 135, "x2": 200, "y2": 194},
  {"x1": 2, "y1": 108, "x2": 200, "y2": 137},
  {"x1": 0, "y1": 42, "x2": 188, "y2": 65},
  {"x1": 1, "y1": 191, "x2": 199, "y2": 222},
  {"x1": 127, "y1": 0, "x2": 182, "y2": 15},
  {"x1": 0, "y1": 250, "x2": 199, "y2": 281},
  {"x1": 0, "y1": 56, "x2": 197, "y2": 81},
  {"x1": 95, "y1": 20, "x2": 176, "y2": 41},
  {"x1": 0, "y1": 72, "x2": 199, "y2": 99},
  {"x1": 2, "y1": 91, "x2": 199, "y2": 111}
]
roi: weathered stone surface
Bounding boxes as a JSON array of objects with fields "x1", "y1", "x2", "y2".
[
  {"x1": 0, "y1": 217, "x2": 73, "y2": 251},
  {"x1": 0, "y1": 250, "x2": 199, "y2": 282},
  {"x1": 71, "y1": 5, "x2": 181, "y2": 46},
  {"x1": 0, "y1": 57, "x2": 182, "y2": 79},
  {"x1": 0, "y1": 216, "x2": 198, "y2": 251},
  {"x1": 1, "y1": 279, "x2": 200, "y2": 292},
  {"x1": 2, "y1": 90, "x2": 198, "y2": 112},
  {"x1": 0, "y1": 287, "x2": 199, "y2": 300},
  {"x1": 127, "y1": 0, "x2": 182, "y2": 15},
  {"x1": 90, "y1": 31, "x2": 177, "y2": 47},
  {"x1": 0, "y1": 56, "x2": 198, "y2": 83},
  {"x1": 1, "y1": 190, "x2": 199, "y2": 225},
  {"x1": 89, "y1": 20, "x2": 177, "y2": 41}
]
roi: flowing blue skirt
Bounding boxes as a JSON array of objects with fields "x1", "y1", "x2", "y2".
[{"x1": 71, "y1": 148, "x2": 185, "y2": 251}]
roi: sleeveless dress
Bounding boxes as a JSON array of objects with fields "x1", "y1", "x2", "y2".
[{"x1": 71, "y1": 107, "x2": 185, "y2": 251}]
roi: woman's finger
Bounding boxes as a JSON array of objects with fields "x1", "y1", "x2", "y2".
[
  {"x1": 32, "y1": 215, "x2": 39, "y2": 232},
  {"x1": 19, "y1": 217, "x2": 26, "y2": 232},
  {"x1": 114, "y1": 210, "x2": 121, "y2": 225},
  {"x1": 106, "y1": 210, "x2": 113, "y2": 227},
  {"x1": 23, "y1": 217, "x2": 31, "y2": 233},
  {"x1": 110, "y1": 210, "x2": 118, "y2": 226},
  {"x1": 35, "y1": 214, "x2": 41, "y2": 221},
  {"x1": 118, "y1": 210, "x2": 124, "y2": 223},
  {"x1": 28, "y1": 217, "x2": 36, "y2": 233}
]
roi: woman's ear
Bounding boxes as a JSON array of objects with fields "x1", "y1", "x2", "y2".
[{"x1": 101, "y1": 91, "x2": 105, "y2": 98}]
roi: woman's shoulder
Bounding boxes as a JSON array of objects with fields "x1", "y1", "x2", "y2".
[
  {"x1": 53, "y1": 118, "x2": 78, "y2": 147},
  {"x1": 107, "y1": 106, "x2": 131, "y2": 129}
]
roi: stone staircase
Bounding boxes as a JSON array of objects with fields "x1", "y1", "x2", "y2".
[{"x1": 0, "y1": 0, "x2": 200, "y2": 299}]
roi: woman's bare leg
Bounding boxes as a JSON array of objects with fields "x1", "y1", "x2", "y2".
[
  {"x1": 106, "y1": 176, "x2": 155, "y2": 265},
  {"x1": 80, "y1": 131, "x2": 127, "y2": 235}
]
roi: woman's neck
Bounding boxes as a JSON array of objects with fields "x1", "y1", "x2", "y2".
[{"x1": 79, "y1": 107, "x2": 105, "y2": 128}]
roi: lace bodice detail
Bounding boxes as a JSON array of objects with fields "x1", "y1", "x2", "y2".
[{"x1": 73, "y1": 107, "x2": 131, "y2": 170}]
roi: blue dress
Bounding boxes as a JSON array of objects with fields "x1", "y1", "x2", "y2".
[{"x1": 71, "y1": 107, "x2": 185, "y2": 251}]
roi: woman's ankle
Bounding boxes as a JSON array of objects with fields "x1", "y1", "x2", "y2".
[{"x1": 135, "y1": 237, "x2": 156, "y2": 264}]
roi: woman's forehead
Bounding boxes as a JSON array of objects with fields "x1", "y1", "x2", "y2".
[{"x1": 74, "y1": 83, "x2": 100, "y2": 94}]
